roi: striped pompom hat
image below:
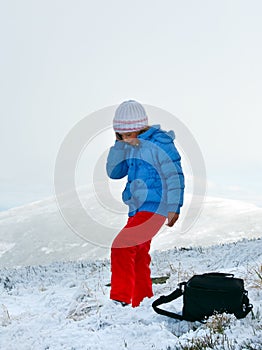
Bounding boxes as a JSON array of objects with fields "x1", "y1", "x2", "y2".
[{"x1": 113, "y1": 100, "x2": 148, "y2": 133}]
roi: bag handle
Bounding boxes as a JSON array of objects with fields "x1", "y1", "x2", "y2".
[
  {"x1": 202, "y1": 272, "x2": 234, "y2": 278},
  {"x1": 152, "y1": 284, "x2": 185, "y2": 320}
]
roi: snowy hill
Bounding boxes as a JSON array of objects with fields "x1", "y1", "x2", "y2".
[
  {"x1": 0, "y1": 189, "x2": 262, "y2": 349},
  {"x1": 0, "y1": 187, "x2": 262, "y2": 268},
  {"x1": 0, "y1": 239, "x2": 261, "y2": 349}
]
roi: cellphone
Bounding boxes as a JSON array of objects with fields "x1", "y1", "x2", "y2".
[{"x1": 116, "y1": 132, "x2": 123, "y2": 140}]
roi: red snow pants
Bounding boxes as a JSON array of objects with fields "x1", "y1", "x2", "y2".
[{"x1": 110, "y1": 211, "x2": 166, "y2": 307}]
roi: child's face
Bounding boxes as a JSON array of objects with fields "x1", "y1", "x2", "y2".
[{"x1": 118, "y1": 131, "x2": 139, "y2": 145}]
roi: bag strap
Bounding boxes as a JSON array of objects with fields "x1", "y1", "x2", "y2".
[{"x1": 152, "y1": 283, "x2": 185, "y2": 320}]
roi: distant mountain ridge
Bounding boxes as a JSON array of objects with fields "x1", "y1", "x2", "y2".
[{"x1": 0, "y1": 186, "x2": 262, "y2": 268}]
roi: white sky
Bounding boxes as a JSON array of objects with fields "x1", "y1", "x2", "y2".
[{"x1": 0, "y1": 0, "x2": 262, "y2": 209}]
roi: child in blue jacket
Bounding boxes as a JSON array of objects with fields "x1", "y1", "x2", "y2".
[{"x1": 106, "y1": 100, "x2": 184, "y2": 307}]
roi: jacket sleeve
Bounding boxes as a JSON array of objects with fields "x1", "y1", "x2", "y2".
[
  {"x1": 106, "y1": 141, "x2": 128, "y2": 179},
  {"x1": 157, "y1": 142, "x2": 185, "y2": 214}
]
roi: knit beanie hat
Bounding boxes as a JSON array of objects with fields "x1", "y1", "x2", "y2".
[{"x1": 113, "y1": 100, "x2": 148, "y2": 133}]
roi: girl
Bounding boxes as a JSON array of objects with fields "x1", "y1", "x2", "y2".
[{"x1": 106, "y1": 100, "x2": 184, "y2": 307}]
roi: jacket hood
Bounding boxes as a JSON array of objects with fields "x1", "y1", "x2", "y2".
[{"x1": 138, "y1": 124, "x2": 175, "y2": 144}]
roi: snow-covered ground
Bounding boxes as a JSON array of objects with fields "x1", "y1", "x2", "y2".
[
  {"x1": 0, "y1": 191, "x2": 261, "y2": 349},
  {"x1": 0, "y1": 239, "x2": 261, "y2": 349}
]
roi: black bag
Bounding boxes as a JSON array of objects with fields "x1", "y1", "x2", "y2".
[{"x1": 152, "y1": 272, "x2": 253, "y2": 322}]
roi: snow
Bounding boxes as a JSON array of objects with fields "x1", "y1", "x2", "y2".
[
  {"x1": 0, "y1": 239, "x2": 261, "y2": 349},
  {"x1": 0, "y1": 191, "x2": 261, "y2": 349}
]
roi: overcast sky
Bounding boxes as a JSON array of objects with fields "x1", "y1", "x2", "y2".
[{"x1": 0, "y1": 0, "x2": 262, "y2": 210}]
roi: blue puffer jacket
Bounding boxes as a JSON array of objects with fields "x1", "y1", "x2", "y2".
[{"x1": 106, "y1": 125, "x2": 184, "y2": 217}]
